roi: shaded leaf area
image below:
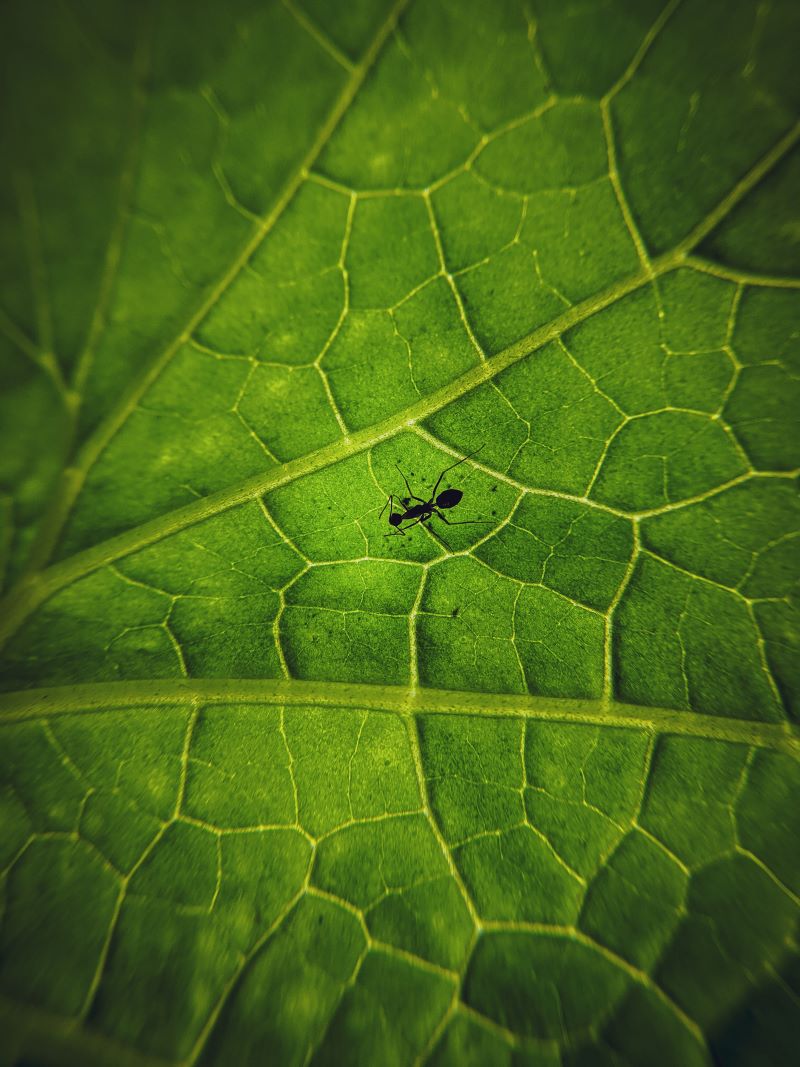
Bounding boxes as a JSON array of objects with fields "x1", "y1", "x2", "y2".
[
  {"x1": 1, "y1": 0, "x2": 800, "y2": 1064},
  {"x1": 1, "y1": 705, "x2": 798, "y2": 1065}
]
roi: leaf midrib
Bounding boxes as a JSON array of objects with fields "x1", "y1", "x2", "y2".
[{"x1": 1, "y1": 679, "x2": 797, "y2": 753}]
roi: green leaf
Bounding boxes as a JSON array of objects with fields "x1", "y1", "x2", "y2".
[{"x1": 1, "y1": 0, "x2": 798, "y2": 1064}]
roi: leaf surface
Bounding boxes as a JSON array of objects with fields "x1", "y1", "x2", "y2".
[{"x1": 1, "y1": 0, "x2": 799, "y2": 1063}]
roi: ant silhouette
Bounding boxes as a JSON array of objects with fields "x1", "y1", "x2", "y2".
[{"x1": 379, "y1": 447, "x2": 489, "y2": 550}]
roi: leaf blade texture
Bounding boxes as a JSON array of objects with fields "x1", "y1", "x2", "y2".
[{"x1": 0, "y1": 0, "x2": 798, "y2": 1063}]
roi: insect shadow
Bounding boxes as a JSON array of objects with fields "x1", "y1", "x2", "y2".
[{"x1": 379, "y1": 446, "x2": 491, "y2": 551}]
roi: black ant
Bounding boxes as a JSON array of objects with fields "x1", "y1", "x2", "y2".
[{"x1": 379, "y1": 447, "x2": 489, "y2": 550}]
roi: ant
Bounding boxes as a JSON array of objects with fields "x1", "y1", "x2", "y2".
[{"x1": 379, "y1": 447, "x2": 489, "y2": 550}]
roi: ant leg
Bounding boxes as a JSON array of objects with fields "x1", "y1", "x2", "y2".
[
  {"x1": 395, "y1": 464, "x2": 426, "y2": 504},
  {"x1": 402, "y1": 516, "x2": 427, "y2": 532},
  {"x1": 424, "y1": 519, "x2": 452, "y2": 553},
  {"x1": 379, "y1": 494, "x2": 395, "y2": 520},
  {"x1": 384, "y1": 515, "x2": 425, "y2": 538},
  {"x1": 430, "y1": 445, "x2": 484, "y2": 498},
  {"x1": 434, "y1": 509, "x2": 493, "y2": 526}
]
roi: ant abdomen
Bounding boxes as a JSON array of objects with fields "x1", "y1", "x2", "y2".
[{"x1": 436, "y1": 488, "x2": 462, "y2": 510}]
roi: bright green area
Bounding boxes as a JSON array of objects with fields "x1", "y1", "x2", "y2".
[
  {"x1": 1, "y1": 0, "x2": 799, "y2": 1064},
  {"x1": 1, "y1": 710, "x2": 797, "y2": 1065},
  {"x1": 475, "y1": 495, "x2": 634, "y2": 610},
  {"x1": 616, "y1": 554, "x2": 784, "y2": 720}
]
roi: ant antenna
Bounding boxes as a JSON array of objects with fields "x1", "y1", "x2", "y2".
[{"x1": 431, "y1": 444, "x2": 485, "y2": 497}]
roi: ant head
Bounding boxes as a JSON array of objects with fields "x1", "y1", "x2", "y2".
[{"x1": 388, "y1": 512, "x2": 403, "y2": 527}]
